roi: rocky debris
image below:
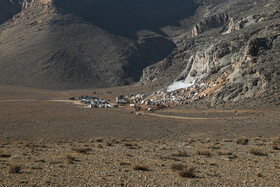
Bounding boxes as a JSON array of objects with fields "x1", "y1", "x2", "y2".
[
  {"x1": 129, "y1": 77, "x2": 226, "y2": 109},
  {"x1": 79, "y1": 96, "x2": 112, "y2": 108}
]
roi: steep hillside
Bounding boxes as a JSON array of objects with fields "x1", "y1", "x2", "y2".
[
  {"x1": 0, "y1": 0, "x2": 198, "y2": 89},
  {"x1": 139, "y1": 0, "x2": 280, "y2": 105}
]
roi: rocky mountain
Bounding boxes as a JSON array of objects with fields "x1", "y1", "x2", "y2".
[
  {"x1": 139, "y1": 0, "x2": 280, "y2": 105},
  {"x1": 0, "y1": 0, "x2": 198, "y2": 89},
  {"x1": 0, "y1": 0, "x2": 279, "y2": 105}
]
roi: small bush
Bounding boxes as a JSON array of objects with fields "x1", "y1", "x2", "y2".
[
  {"x1": 217, "y1": 151, "x2": 233, "y2": 156},
  {"x1": 96, "y1": 138, "x2": 103, "y2": 142},
  {"x1": 171, "y1": 151, "x2": 189, "y2": 157},
  {"x1": 236, "y1": 137, "x2": 249, "y2": 145},
  {"x1": 72, "y1": 147, "x2": 92, "y2": 154},
  {"x1": 249, "y1": 147, "x2": 268, "y2": 156},
  {"x1": 227, "y1": 155, "x2": 238, "y2": 160},
  {"x1": 9, "y1": 164, "x2": 22, "y2": 173},
  {"x1": 119, "y1": 162, "x2": 131, "y2": 166},
  {"x1": 106, "y1": 142, "x2": 112, "y2": 146},
  {"x1": 186, "y1": 138, "x2": 196, "y2": 144},
  {"x1": 133, "y1": 164, "x2": 150, "y2": 171},
  {"x1": 208, "y1": 144, "x2": 221, "y2": 150},
  {"x1": 195, "y1": 150, "x2": 212, "y2": 157},
  {"x1": 171, "y1": 164, "x2": 196, "y2": 178},
  {"x1": 65, "y1": 155, "x2": 77, "y2": 164},
  {"x1": 271, "y1": 138, "x2": 280, "y2": 150},
  {"x1": 0, "y1": 151, "x2": 11, "y2": 158},
  {"x1": 170, "y1": 164, "x2": 186, "y2": 171},
  {"x1": 178, "y1": 167, "x2": 196, "y2": 178}
]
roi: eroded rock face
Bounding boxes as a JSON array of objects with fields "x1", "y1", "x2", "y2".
[
  {"x1": 139, "y1": 0, "x2": 280, "y2": 104},
  {"x1": 192, "y1": 13, "x2": 230, "y2": 37},
  {"x1": 22, "y1": 0, "x2": 52, "y2": 9}
]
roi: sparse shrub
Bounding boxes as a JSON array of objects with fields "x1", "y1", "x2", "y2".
[
  {"x1": 178, "y1": 167, "x2": 196, "y2": 178},
  {"x1": 217, "y1": 151, "x2": 233, "y2": 156},
  {"x1": 227, "y1": 155, "x2": 238, "y2": 160},
  {"x1": 208, "y1": 144, "x2": 221, "y2": 150},
  {"x1": 257, "y1": 173, "x2": 263, "y2": 177},
  {"x1": 124, "y1": 143, "x2": 133, "y2": 147},
  {"x1": 195, "y1": 149, "x2": 212, "y2": 157},
  {"x1": 170, "y1": 164, "x2": 196, "y2": 178},
  {"x1": 112, "y1": 139, "x2": 120, "y2": 144},
  {"x1": 186, "y1": 138, "x2": 196, "y2": 144},
  {"x1": 106, "y1": 142, "x2": 112, "y2": 146},
  {"x1": 35, "y1": 159, "x2": 46, "y2": 163},
  {"x1": 249, "y1": 147, "x2": 268, "y2": 156},
  {"x1": 49, "y1": 161, "x2": 62, "y2": 165},
  {"x1": 97, "y1": 144, "x2": 103, "y2": 148},
  {"x1": 171, "y1": 164, "x2": 186, "y2": 171},
  {"x1": 9, "y1": 164, "x2": 22, "y2": 173},
  {"x1": 171, "y1": 151, "x2": 189, "y2": 157},
  {"x1": 65, "y1": 155, "x2": 77, "y2": 164},
  {"x1": 236, "y1": 137, "x2": 249, "y2": 145},
  {"x1": 30, "y1": 166, "x2": 43, "y2": 170},
  {"x1": 12, "y1": 141, "x2": 26, "y2": 148},
  {"x1": 72, "y1": 147, "x2": 92, "y2": 154},
  {"x1": 96, "y1": 138, "x2": 103, "y2": 142},
  {"x1": 119, "y1": 162, "x2": 131, "y2": 166},
  {"x1": 133, "y1": 164, "x2": 150, "y2": 171},
  {"x1": 0, "y1": 151, "x2": 11, "y2": 158},
  {"x1": 271, "y1": 138, "x2": 280, "y2": 150},
  {"x1": 19, "y1": 180, "x2": 28, "y2": 184}
]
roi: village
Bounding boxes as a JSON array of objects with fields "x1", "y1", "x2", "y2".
[{"x1": 68, "y1": 78, "x2": 224, "y2": 112}]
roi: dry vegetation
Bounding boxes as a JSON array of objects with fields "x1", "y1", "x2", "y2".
[
  {"x1": 0, "y1": 86, "x2": 280, "y2": 185},
  {"x1": 0, "y1": 137, "x2": 279, "y2": 186}
]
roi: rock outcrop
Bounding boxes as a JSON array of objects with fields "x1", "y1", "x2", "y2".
[
  {"x1": 139, "y1": 0, "x2": 280, "y2": 105},
  {"x1": 192, "y1": 13, "x2": 230, "y2": 37}
]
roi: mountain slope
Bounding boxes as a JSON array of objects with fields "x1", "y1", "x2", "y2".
[
  {"x1": 0, "y1": 0, "x2": 198, "y2": 89},
  {"x1": 139, "y1": 0, "x2": 280, "y2": 104}
]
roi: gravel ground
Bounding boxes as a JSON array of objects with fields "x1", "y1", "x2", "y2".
[{"x1": 0, "y1": 137, "x2": 280, "y2": 186}]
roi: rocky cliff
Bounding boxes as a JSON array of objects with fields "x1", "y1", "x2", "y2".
[{"x1": 139, "y1": 0, "x2": 280, "y2": 104}]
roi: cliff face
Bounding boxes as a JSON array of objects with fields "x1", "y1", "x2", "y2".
[
  {"x1": 139, "y1": 0, "x2": 280, "y2": 104},
  {"x1": 0, "y1": 0, "x2": 198, "y2": 89}
]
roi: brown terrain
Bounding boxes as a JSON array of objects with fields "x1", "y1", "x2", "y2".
[
  {"x1": 0, "y1": 85, "x2": 280, "y2": 186},
  {"x1": 0, "y1": 0, "x2": 280, "y2": 186}
]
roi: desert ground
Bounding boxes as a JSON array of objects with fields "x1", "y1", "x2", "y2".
[{"x1": 0, "y1": 85, "x2": 280, "y2": 186}]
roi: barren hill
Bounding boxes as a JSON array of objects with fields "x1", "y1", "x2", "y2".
[{"x1": 0, "y1": 0, "x2": 198, "y2": 89}]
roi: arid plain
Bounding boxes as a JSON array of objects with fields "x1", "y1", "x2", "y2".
[{"x1": 0, "y1": 85, "x2": 280, "y2": 186}]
